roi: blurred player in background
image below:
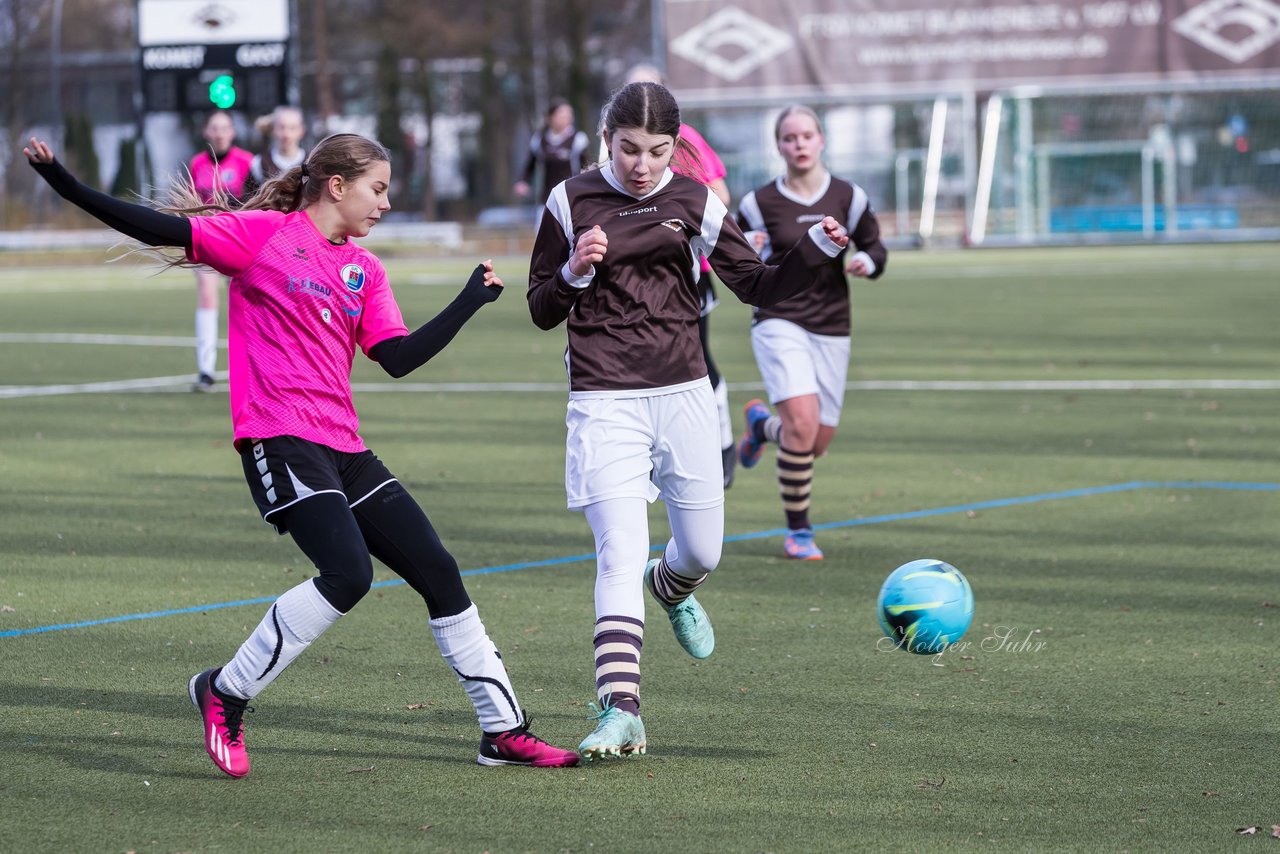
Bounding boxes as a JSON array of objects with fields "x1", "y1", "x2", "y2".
[
  {"x1": 620, "y1": 64, "x2": 738, "y2": 487},
  {"x1": 735, "y1": 105, "x2": 889, "y2": 561},
  {"x1": 527, "y1": 82, "x2": 849, "y2": 761},
  {"x1": 188, "y1": 110, "x2": 253, "y2": 392},
  {"x1": 514, "y1": 98, "x2": 591, "y2": 208},
  {"x1": 25, "y1": 132, "x2": 579, "y2": 776},
  {"x1": 245, "y1": 105, "x2": 307, "y2": 197}
]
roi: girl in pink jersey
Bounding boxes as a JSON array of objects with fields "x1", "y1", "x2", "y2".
[
  {"x1": 527, "y1": 82, "x2": 849, "y2": 761},
  {"x1": 189, "y1": 110, "x2": 255, "y2": 392},
  {"x1": 26, "y1": 133, "x2": 579, "y2": 776}
]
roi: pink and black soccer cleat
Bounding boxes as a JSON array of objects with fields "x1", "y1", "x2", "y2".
[
  {"x1": 478, "y1": 715, "x2": 580, "y2": 767},
  {"x1": 189, "y1": 667, "x2": 251, "y2": 778}
]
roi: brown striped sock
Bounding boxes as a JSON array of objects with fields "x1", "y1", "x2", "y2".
[
  {"x1": 593, "y1": 615, "x2": 643, "y2": 715},
  {"x1": 647, "y1": 556, "x2": 707, "y2": 607},
  {"x1": 755, "y1": 413, "x2": 784, "y2": 445},
  {"x1": 777, "y1": 444, "x2": 815, "y2": 530}
]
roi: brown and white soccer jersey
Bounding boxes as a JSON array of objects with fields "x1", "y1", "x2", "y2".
[
  {"x1": 736, "y1": 174, "x2": 887, "y2": 337},
  {"x1": 528, "y1": 166, "x2": 842, "y2": 395},
  {"x1": 522, "y1": 127, "x2": 592, "y2": 204}
]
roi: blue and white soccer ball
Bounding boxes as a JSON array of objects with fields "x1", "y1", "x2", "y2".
[{"x1": 876, "y1": 559, "x2": 974, "y2": 654}]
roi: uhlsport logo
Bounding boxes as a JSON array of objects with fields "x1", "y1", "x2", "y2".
[
  {"x1": 340, "y1": 263, "x2": 367, "y2": 293},
  {"x1": 669, "y1": 7, "x2": 794, "y2": 82},
  {"x1": 1173, "y1": 0, "x2": 1280, "y2": 63}
]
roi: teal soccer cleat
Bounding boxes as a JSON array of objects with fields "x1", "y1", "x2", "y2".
[
  {"x1": 645, "y1": 559, "x2": 715, "y2": 659},
  {"x1": 578, "y1": 702, "x2": 647, "y2": 761}
]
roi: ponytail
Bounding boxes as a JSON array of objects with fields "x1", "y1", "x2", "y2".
[{"x1": 241, "y1": 165, "x2": 307, "y2": 213}]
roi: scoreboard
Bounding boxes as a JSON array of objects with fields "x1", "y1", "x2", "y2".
[{"x1": 138, "y1": 0, "x2": 291, "y2": 114}]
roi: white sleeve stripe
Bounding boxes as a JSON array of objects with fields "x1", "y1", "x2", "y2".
[
  {"x1": 848, "y1": 184, "x2": 869, "y2": 230},
  {"x1": 546, "y1": 182, "x2": 574, "y2": 245},
  {"x1": 693, "y1": 186, "x2": 727, "y2": 259},
  {"x1": 736, "y1": 190, "x2": 772, "y2": 261},
  {"x1": 737, "y1": 191, "x2": 765, "y2": 232}
]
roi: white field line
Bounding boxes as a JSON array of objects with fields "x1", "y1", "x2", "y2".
[
  {"x1": 3, "y1": 376, "x2": 1278, "y2": 400},
  {"x1": 352, "y1": 379, "x2": 1280, "y2": 393},
  {"x1": 906, "y1": 258, "x2": 1276, "y2": 279},
  {"x1": 0, "y1": 332, "x2": 210, "y2": 347},
  {"x1": 0, "y1": 374, "x2": 201, "y2": 398},
  {"x1": 1, "y1": 254, "x2": 1272, "y2": 293}
]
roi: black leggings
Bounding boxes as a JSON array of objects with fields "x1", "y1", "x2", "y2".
[
  {"x1": 277, "y1": 482, "x2": 471, "y2": 618},
  {"x1": 699, "y1": 313, "x2": 721, "y2": 389}
]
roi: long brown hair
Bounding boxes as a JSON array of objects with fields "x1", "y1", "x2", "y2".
[
  {"x1": 164, "y1": 133, "x2": 390, "y2": 217},
  {"x1": 600, "y1": 82, "x2": 704, "y2": 180},
  {"x1": 143, "y1": 133, "x2": 391, "y2": 268}
]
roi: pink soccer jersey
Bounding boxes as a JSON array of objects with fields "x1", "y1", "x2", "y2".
[
  {"x1": 676, "y1": 124, "x2": 726, "y2": 276},
  {"x1": 190, "y1": 147, "x2": 255, "y2": 204},
  {"x1": 676, "y1": 124, "x2": 726, "y2": 187},
  {"x1": 187, "y1": 209, "x2": 408, "y2": 453}
]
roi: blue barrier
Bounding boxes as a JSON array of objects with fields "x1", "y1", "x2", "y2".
[{"x1": 1050, "y1": 204, "x2": 1239, "y2": 233}]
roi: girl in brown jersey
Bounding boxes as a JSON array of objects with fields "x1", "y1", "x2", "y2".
[
  {"x1": 527, "y1": 82, "x2": 850, "y2": 761},
  {"x1": 735, "y1": 105, "x2": 889, "y2": 561},
  {"x1": 244, "y1": 105, "x2": 307, "y2": 198},
  {"x1": 514, "y1": 98, "x2": 592, "y2": 206}
]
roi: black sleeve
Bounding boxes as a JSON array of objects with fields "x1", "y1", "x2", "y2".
[
  {"x1": 30, "y1": 157, "x2": 192, "y2": 248},
  {"x1": 368, "y1": 264, "x2": 502, "y2": 378},
  {"x1": 521, "y1": 141, "x2": 539, "y2": 185},
  {"x1": 851, "y1": 206, "x2": 888, "y2": 280}
]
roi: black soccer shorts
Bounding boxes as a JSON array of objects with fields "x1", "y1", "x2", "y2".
[{"x1": 240, "y1": 435, "x2": 397, "y2": 534}]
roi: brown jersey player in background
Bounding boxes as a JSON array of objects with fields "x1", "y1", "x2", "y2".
[
  {"x1": 735, "y1": 104, "x2": 889, "y2": 561},
  {"x1": 514, "y1": 98, "x2": 592, "y2": 206},
  {"x1": 527, "y1": 82, "x2": 850, "y2": 761}
]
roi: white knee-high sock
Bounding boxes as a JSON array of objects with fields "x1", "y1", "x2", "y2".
[
  {"x1": 714, "y1": 377, "x2": 733, "y2": 448},
  {"x1": 431, "y1": 604, "x2": 522, "y2": 733},
  {"x1": 216, "y1": 579, "x2": 343, "y2": 700},
  {"x1": 195, "y1": 307, "x2": 219, "y2": 377}
]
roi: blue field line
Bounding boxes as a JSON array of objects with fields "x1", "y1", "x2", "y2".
[{"x1": 3, "y1": 480, "x2": 1276, "y2": 640}]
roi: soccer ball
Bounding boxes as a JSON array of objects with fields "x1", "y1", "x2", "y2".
[{"x1": 876, "y1": 559, "x2": 974, "y2": 654}]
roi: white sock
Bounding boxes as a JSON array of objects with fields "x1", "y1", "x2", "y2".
[
  {"x1": 195, "y1": 307, "x2": 219, "y2": 377},
  {"x1": 714, "y1": 377, "x2": 733, "y2": 448},
  {"x1": 216, "y1": 579, "x2": 342, "y2": 700},
  {"x1": 431, "y1": 604, "x2": 522, "y2": 733}
]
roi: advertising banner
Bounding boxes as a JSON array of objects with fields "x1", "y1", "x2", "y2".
[{"x1": 663, "y1": 0, "x2": 1280, "y2": 103}]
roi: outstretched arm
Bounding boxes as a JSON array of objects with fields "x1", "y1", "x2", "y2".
[
  {"x1": 25, "y1": 138, "x2": 192, "y2": 248},
  {"x1": 710, "y1": 203, "x2": 848, "y2": 308},
  {"x1": 369, "y1": 261, "x2": 503, "y2": 378}
]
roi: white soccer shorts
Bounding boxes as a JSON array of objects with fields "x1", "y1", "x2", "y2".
[
  {"x1": 564, "y1": 381, "x2": 725, "y2": 511},
  {"x1": 750, "y1": 318, "x2": 851, "y2": 428}
]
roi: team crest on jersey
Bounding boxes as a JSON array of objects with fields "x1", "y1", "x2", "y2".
[
  {"x1": 340, "y1": 263, "x2": 366, "y2": 293},
  {"x1": 321, "y1": 308, "x2": 332, "y2": 324},
  {"x1": 660, "y1": 219, "x2": 685, "y2": 232}
]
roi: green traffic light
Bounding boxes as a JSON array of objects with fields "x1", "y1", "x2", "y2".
[{"x1": 208, "y1": 74, "x2": 237, "y2": 109}]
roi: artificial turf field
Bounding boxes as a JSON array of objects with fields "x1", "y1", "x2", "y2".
[{"x1": 2, "y1": 242, "x2": 1277, "y2": 852}]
